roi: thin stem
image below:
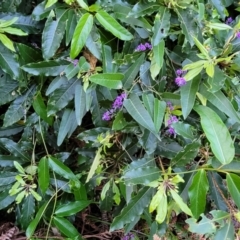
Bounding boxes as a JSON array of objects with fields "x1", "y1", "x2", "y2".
[{"x1": 38, "y1": 117, "x2": 49, "y2": 156}]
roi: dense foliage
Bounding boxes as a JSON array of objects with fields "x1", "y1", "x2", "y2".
[{"x1": 1, "y1": 0, "x2": 240, "y2": 239}]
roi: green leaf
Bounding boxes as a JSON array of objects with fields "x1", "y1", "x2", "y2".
[
  {"x1": 86, "y1": 147, "x2": 102, "y2": 183},
  {"x1": 0, "y1": 17, "x2": 18, "y2": 28},
  {"x1": 53, "y1": 217, "x2": 80, "y2": 238},
  {"x1": 48, "y1": 156, "x2": 79, "y2": 182},
  {"x1": 171, "y1": 122, "x2": 195, "y2": 140},
  {"x1": 188, "y1": 170, "x2": 209, "y2": 219},
  {"x1": 153, "y1": 39, "x2": 164, "y2": 68},
  {"x1": 192, "y1": 36, "x2": 210, "y2": 60},
  {"x1": 42, "y1": 9, "x2": 68, "y2": 60},
  {"x1": 142, "y1": 93, "x2": 154, "y2": 118},
  {"x1": 0, "y1": 33, "x2": 15, "y2": 52},
  {"x1": 47, "y1": 78, "x2": 79, "y2": 116},
  {"x1": 57, "y1": 109, "x2": 77, "y2": 146},
  {"x1": 75, "y1": 83, "x2": 86, "y2": 125},
  {"x1": 1, "y1": 27, "x2": 27, "y2": 36},
  {"x1": 38, "y1": 157, "x2": 50, "y2": 194},
  {"x1": 170, "y1": 189, "x2": 193, "y2": 217},
  {"x1": 0, "y1": 172, "x2": 17, "y2": 186},
  {"x1": 112, "y1": 111, "x2": 127, "y2": 131},
  {"x1": 22, "y1": 60, "x2": 69, "y2": 76},
  {"x1": 210, "y1": 0, "x2": 226, "y2": 19},
  {"x1": 226, "y1": 173, "x2": 240, "y2": 209},
  {"x1": 95, "y1": 10, "x2": 133, "y2": 41},
  {"x1": 102, "y1": 45, "x2": 113, "y2": 73},
  {"x1": 122, "y1": 166, "x2": 160, "y2": 186},
  {"x1": 89, "y1": 73, "x2": 123, "y2": 89},
  {"x1": 110, "y1": 187, "x2": 154, "y2": 231},
  {"x1": 200, "y1": 85, "x2": 240, "y2": 124},
  {"x1": 0, "y1": 189, "x2": 15, "y2": 210},
  {"x1": 152, "y1": 7, "x2": 171, "y2": 46},
  {"x1": 21, "y1": 195, "x2": 35, "y2": 230},
  {"x1": 214, "y1": 220, "x2": 234, "y2": 240},
  {"x1": 205, "y1": 62, "x2": 214, "y2": 77},
  {"x1": 3, "y1": 85, "x2": 36, "y2": 127},
  {"x1": 208, "y1": 22, "x2": 232, "y2": 30},
  {"x1": 153, "y1": 99, "x2": 166, "y2": 132},
  {"x1": 0, "y1": 43, "x2": 20, "y2": 79},
  {"x1": 180, "y1": 75, "x2": 201, "y2": 119},
  {"x1": 65, "y1": 9, "x2": 77, "y2": 46},
  {"x1": 26, "y1": 202, "x2": 48, "y2": 238},
  {"x1": 123, "y1": 93, "x2": 158, "y2": 137},
  {"x1": 194, "y1": 105, "x2": 234, "y2": 164},
  {"x1": 45, "y1": 0, "x2": 58, "y2": 8},
  {"x1": 171, "y1": 141, "x2": 200, "y2": 166},
  {"x1": 33, "y1": 92, "x2": 53, "y2": 125},
  {"x1": 70, "y1": 13, "x2": 93, "y2": 59},
  {"x1": 122, "y1": 54, "x2": 145, "y2": 89},
  {"x1": 207, "y1": 66, "x2": 226, "y2": 92},
  {"x1": 128, "y1": 2, "x2": 161, "y2": 18},
  {"x1": 55, "y1": 200, "x2": 91, "y2": 217},
  {"x1": 183, "y1": 65, "x2": 203, "y2": 81}
]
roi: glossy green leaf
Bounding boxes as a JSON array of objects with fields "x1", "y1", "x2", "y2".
[
  {"x1": 153, "y1": 99, "x2": 166, "y2": 132},
  {"x1": 210, "y1": 0, "x2": 226, "y2": 19},
  {"x1": 0, "y1": 172, "x2": 17, "y2": 186},
  {"x1": 183, "y1": 65, "x2": 203, "y2": 81},
  {"x1": 226, "y1": 173, "x2": 240, "y2": 209},
  {"x1": 21, "y1": 195, "x2": 35, "y2": 230},
  {"x1": 2, "y1": 27, "x2": 27, "y2": 36},
  {"x1": 53, "y1": 217, "x2": 80, "y2": 238},
  {"x1": 65, "y1": 9, "x2": 77, "y2": 46},
  {"x1": 48, "y1": 156, "x2": 78, "y2": 181},
  {"x1": 153, "y1": 39, "x2": 164, "y2": 68},
  {"x1": 110, "y1": 187, "x2": 154, "y2": 231},
  {"x1": 0, "y1": 33, "x2": 15, "y2": 52},
  {"x1": 112, "y1": 111, "x2": 127, "y2": 130},
  {"x1": 214, "y1": 220, "x2": 234, "y2": 240},
  {"x1": 22, "y1": 60, "x2": 69, "y2": 76},
  {"x1": 95, "y1": 10, "x2": 133, "y2": 41},
  {"x1": 0, "y1": 189, "x2": 15, "y2": 210},
  {"x1": 55, "y1": 200, "x2": 91, "y2": 217},
  {"x1": 38, "y1": 156, "x2": 49, "y2": 194},
  {"x1": 152, "y1": 7, "x2": 171, "y2": 46},
  {"x1": 26, "y1": 202, "x2": 48, "y2": 238},
  {"x1": 180, "y1": 75, "x2": 201, "y2": 119},
  {"x1": 142, "y1": 93, "x2": 154, "y2": 118},
  {"x1": 70, "y1": 13, "x2": 93, "y2": 59},
  {"x1": 42, "y1": 9, "x2": 68, "y2": 60},
  {"x1": 75, "y1": 83, "x2": 86, "y2": 125},
  {"x1": 45, "y1": 0, "x2": 58, "y2": 8},
  {"x1": 123, "y1": 93, "x2": 158, "y2": 137},
  {"x1": 89, "y1": 73, "x2": 123, "y2": 89},
  {"x1": 128, "y1": 2, "x2": 161, "y2": 18},
  {"x1": 0, "y1": 17, "x2": 18, "y2": 28},
  {"x1": 171, "y1": 122, "x2": 195, "y2": 140},
  {"x1": 194, "y1": 105, "x2": 234, "y2": 164},
  {"x1": 188, "y1": 170, "x2": 209, "y2": 219}
]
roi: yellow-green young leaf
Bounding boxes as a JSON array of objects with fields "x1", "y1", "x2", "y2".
[
  {"x1": 2, "y1": 27, "x2": 28, "y2": 36},
  {"x1": 76, "y1": 0, "x2": 88, "y2": 9},
  {"x1": 183, "y1": 60, "x2": 206, "y2": 70},
  {"x1": 16, "y1": 190, "x2": 26, "y2": 204},
  {"x1": 95, "y1": 10, "x2": 133, "y2": 41},
  {"x1": 45, "y1": 0, "x2": 58, "y2": 8},
  {"x1": 156, "y1": 192, "x2": 167, "y2": 224},
  {"x1": 112, "y1": 182, "x2": 121, "y2": 205},
  {"x1": 101, "y1": 180, "x2": 111, "y2": 200},
  {"x1": 149, "y1": 185, "x2": 165, "y2": 213},
  {"x1": 184, "y1": 66, "x2": 204, "y2": 81},
  {"x1": 64, "y1": 0, "x2": 74, "y2": 4},
  {"x1": 205, "y1": 62, "x2": 214, "y2": 78},
  {"x1": 196, "y1": 92, "x2": 207, "y2": 106},
  {"x1": 0, "y1": 17, "x2": 18, "y2": 28},
  {"x1": 86, "y1": 147, "x2": 102, "y2": 183},
  {"x1": 29, "y1": 189, "x2": 42, "y2": 201},
  {"x1": 0, "y1": 33, "x2": 15, "y2": 52},
  {"x1": 14, "y1": 161, "x2": 25, "y2": 174},
  {"x1": 192, "y1": 36, "x2": 210, "y2": 60},
  {"x1": 170, "y1": 189, "x2": 193, "y2": 216},
  {"x1": 207, "y1": 22, "x2": 232, "y2": 30}
]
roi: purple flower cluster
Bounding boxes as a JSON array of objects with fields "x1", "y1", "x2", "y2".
[
  {"x1": 175, "y1": 69, "x2": 187, "y2": 87},
  {"x1": 226, "y1": 17, "x2": 233, "y2": 25},
  {"x1": 167, "y1": 115, "x2": 178, "y2": 136},
  {"x1": 66, "y1": 57, "x2": 79, "y2": 66},
  {"x1": 135, "y1": 42, "x2": 152, "y2": 52},
  {"x1": 121, "y1": 233, "x2": 134, "y2": 240},
  {"x1": 102, "y1": 92, "x2": 127, "y2": 121},
  {"x1": 236, "y1": 31, "x2": 240, "y2": 39}
]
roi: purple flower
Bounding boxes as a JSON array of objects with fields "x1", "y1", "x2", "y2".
[
  {"x1": 72, "y1": 59, "x2": 79, "y2": 66},
  {"x1": 167, "y1": 101, "x2": 174, "y2": 111},
  {"x1": 112, "y1": 92, "x2": 127, "y2": 109},
  {"x1": 121, "y1": 233, "x2": 134, "y2": 240},
  {"x1": 226, "y1": 17, "x2": 233, "y2": 25},
  {"x1": 176, "y1": 69, "x2": 183, "y2": 76},
  {"x1": 167, "y1": 115, "x2": 178, "y2": 125},
  {"x1": 102, "y1": 111, "x2": 112, "y2": 121},
  {"x1": 175, "y1": 76, "x2": 187, "y2": 87},
  {"x1": 167, "y1": 126, "x2": 176, "y2": 136},
  {"x1": 236, "y1": 31, "x2": 240, "y2": 38},
  {"x1": 135, "y1": 42, "x2": 152, "y2": 51}
]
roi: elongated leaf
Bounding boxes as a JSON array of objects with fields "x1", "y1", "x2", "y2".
[
  {"x1": 3, "y1": 85, "x2": 36, "y2": 127},
  {"x1": 42, "y1": 9, "x2": 68, "y2": 59},
  {"x1": 75, "y1": 83, "x2": 86, "y2": 125},
  {"x1": 0, "y1": 43, "x2": 20, "y2": 79},
  {"x1": 153, "y1": 39, "x2": 164, "y2": 69},
  {"x1": 226, "y1": 173, "x2": 240, "y2": 209},
  {"x1": 194, "y1": 105, "x2": 234, "y2": 164},
  {"x1": 171, "y1": 122, "x2": 195, "y2": 140},
  {"x1": 57, "y1": 109, "x2": 77, "y2": 146},
  {"x1": 55, "y1": 200, "x2": 91, "y2": 217},
  {"x1": 65, "y1": 9, "x2": 77, "y2": 45},
  {"x1": 0, "y1": 33, "x2": 15, "y2": 52},
  {"x1": 183, "y1": 66, "x2": 203, "y2": 81},
  {"x1": 38, "y1": 157, "x2": 49, "y2": 194},
  {"x1": 188, "y1": 170, "x2": 209, "y2": 219},
  {"x1": 26, "y1": 202, "x2": 48, "y2": 238},
  {"x1": 123, "y1": 93, "x2": 158, "y2": 136},
  {"x1": 70, "y1": 13, "x2": 93, "y2": 59},
  {"x1": 110, "y1": 187, "x2": 154, "y2": 231},
  {"x1": 0, "y1": 138, "x2": 29, "y2": 161},
  {"x1": 21, "y1": 195, "x2": 35, "y2": 230},
  {"x1": 122, "y1": 166, "x2": 160, "y2": 186},
  {"x1": 22, "y1": 60, "x2": 69, "y2": 76},
  {"x1": 142, "y1": 93, "x2": 154, "y2": 118},
  {"x1": 102, "y1": 45, "x2": 113, "y2": 73},
  {"x1": 89, "y1": 73, "x2": 123, "y2": 89},
  {"x1": 153, "y1": 99, "x2": 166, "y2": 132},
  {"x1": 200, "y1": 85, "x2": 240, "y2": 124},
  {"x1": 0, "y1": 189, "x2": 15, "y2": 210},
  {"x1": 152, "y1": 7, "x2": 171, "y2": 46},
  {"x1": 128, "y1": 2, "x2": 161, "y2": 18},
  {"x1": 180, "y1": 75, "x2": 201, "y2": 119},
  {"x1": 0, "y1": 172, "x2": 17, "y2": 186},
  {"x1": 122, "y1": 53, "x2": 145, "y2": 89},
  {"x1": 210, "y1": 0, "x2": 226, "y2": 19},
  {"x1": 171, "y1": 141, "x2": 200, "y2": 166},
  {"x1": 48, "y1": 156, "x2": 78, "y2": 181},
  {"x1": 214, "y1": 220, "x2": 234, "y2": 240},
  {"x1": 0, "y1": 155, "x2": 22, "y2": 167},
  {"x1": 53, "y1": 217, "x2": 80, "y2": 238},
  {"x1": 96, "y1": 10, "x2": 133, "y2": 41},
  {"x1": 47, "y1": 78, "x2": 79, "y2": 115},
  {"x1": 17, "y1": 43, "x2": 42, "y2": 64}
]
